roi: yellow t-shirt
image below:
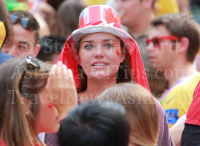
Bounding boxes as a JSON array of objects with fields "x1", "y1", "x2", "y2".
[
  {"x1": 84, "y1": 0, "x2": 108, "y2": 5},
  {"x1": 162, "y1": 73, "x2": 200, "y2": 128}
]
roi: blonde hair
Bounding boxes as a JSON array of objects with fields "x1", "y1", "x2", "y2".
[
  {"x1": 98, "y1": 83, "x2": 159, "y2": 146},
  {"x1": 0, "y1": 58, "x2": 51, "y2": 146}
]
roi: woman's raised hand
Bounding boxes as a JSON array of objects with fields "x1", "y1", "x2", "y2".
[{"x1": 46, "y1": 61, "x2": 78, "y2": 120}]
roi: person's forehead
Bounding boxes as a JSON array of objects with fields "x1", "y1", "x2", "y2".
[
  {"x1": 149, "y1": 25, "x2": 170, "y2": 37},
  {"x1": 80, "y1": 32, "x2": 119, "y2": 42},
  {"x1": 13, "y1": 24, "x2": 35, "y2": 44}
]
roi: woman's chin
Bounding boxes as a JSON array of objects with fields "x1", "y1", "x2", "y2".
[
  {"x1": 86, "y1": 70, "x2": 116, "y2": 80},
  {"x1": 91, "y1": 73, "x2": 109, "y2": 80},
  {"x1": 44, "y1": 125, "x2": 60, "y2": 134}
]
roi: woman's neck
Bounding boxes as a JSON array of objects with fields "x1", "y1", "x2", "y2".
[
  {"x1": 30, "y1": 129, "x2": 41, "y2": 146},
  {"x1": 79, "y1": 77, "x2": 117, "y2": 103}
]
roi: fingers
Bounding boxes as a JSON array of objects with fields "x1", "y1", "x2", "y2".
[
  {"x1": 46, "y1": 64, "x2": 56, "y2": 89},
  {"x1": 48, "y1": 61, "x2": 75, "y2": 87},
  {"x1": 62, "y1": 64, "x2": 68, "y2": 82},
  {"x1": 60, "y1": 62, "x2": 74, "y2": 86},
  {"x1": 56, "y1": 61, "x2": 63, "y2": 80},
  {"x1": 49, "y1": 64, "x2": 56, "y2": 78},
  {"x1": 67, "y1": 69, "x2": 75, "y2": 86}
]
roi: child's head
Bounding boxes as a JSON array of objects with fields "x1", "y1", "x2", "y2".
[
  {"x1": 59, "y1": 100, "x2": 130, "y2": 146},
  {"x1": 98, "y1": 83, "x2": 159, "y2": 146}
]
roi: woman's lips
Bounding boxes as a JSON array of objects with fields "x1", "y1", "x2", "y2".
[
  {"x1": 92, "y1": 65, "x2": 108, "y2": 69},
  {"x1": 56, "y1": 116, "x2": 61, "y2": 121},
  {"x1": 149, "y1": 56, "x2": 156, "y2": 62},
  {"x1": 92, "y1": 62, "x2": 108, "y2": 69}
]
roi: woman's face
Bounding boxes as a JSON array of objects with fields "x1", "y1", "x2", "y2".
[
  {"x1": 78, "y1": 32, "x2": 125, "y2": 80},
  {"x1": 35, "y1": 88, "x2": 61, "y2": 134}
]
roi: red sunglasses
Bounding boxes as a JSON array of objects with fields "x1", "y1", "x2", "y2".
[{"x1": 146, "y1": 36, "x2": 182, "y2": 47}]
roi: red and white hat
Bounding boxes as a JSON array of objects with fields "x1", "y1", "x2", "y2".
[
  {"x1": 68, "y1": 5, "x2": 132, "y2": 50},
  {"x1": 58, "y1": 5, "x2": 149, "y2": 91}
]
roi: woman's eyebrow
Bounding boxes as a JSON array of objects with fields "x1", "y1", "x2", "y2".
[
  {"x1": 103, "y1": 39, "x2": 118, "y2": 42},
  {"x1": 80, "y1": 39, "x2": 118, "y2": 44},
  {"x1": 80, "y1": 40, "x2": 94, "y2": 44}
]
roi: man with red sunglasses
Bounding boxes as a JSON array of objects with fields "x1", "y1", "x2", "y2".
[
  {"x1": 147, "y1": 11, "x2": 200, "y2": 138},
  {"x1": 1, "y1": 10, "x2": 40, "y2": 58},
  {"x1": 114, "y1": 0, "x2": 168, "y2": 102}
]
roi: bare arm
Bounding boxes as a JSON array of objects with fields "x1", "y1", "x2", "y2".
[{"x1": 170, "y1": 122, "x2": 185, "y2": 146}]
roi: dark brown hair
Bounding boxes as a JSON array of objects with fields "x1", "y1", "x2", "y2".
[
  {"x1": 77, "y1": 39, "x2": 132, "y2": 93},
  {"x1": 98, "y1": 83, "x2": 159, "y2": 146},
  {"x1": 47, "y1": 0, "x2": 65, "y2": 10},
  {"x1": 0, "y1": 58, "x2": 51, "y2": 146},
  {"x1": 151, "y1": 12, "x2": 200, "y2": 62},
  {"x1": 57, "y1": 0, "x2": 85, "y2": 39},
  {"x1": 10, "y1": 10, "x2": 40, "y2": 45}
]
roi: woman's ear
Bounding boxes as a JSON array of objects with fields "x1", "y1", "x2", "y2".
[
  {"x1": 120, "y1": 53, "x2": 125, "y2": 63},
  {"x1": 119, "y1": 46, "x2": 126, "y2": 63}
]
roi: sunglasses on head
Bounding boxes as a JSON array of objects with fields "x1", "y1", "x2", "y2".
[
  {"x1": 26, "y1": 55, "x2": 41, "y2": 69},
  {"x1": 19, "y1": 55, "x2": 41, "y2": 95},
  {"x1": 21, "y1": 55, "x2": 41, "y2": 79},
  {"x1": 10, "y1": 14, "x2": 37, "y2": 31},
  {"x1": 0, "y1": 20, "x2": 6, "y2": 50},
  {"x1": 146, "y1": 36, "x2": 182, "y2": 47}
]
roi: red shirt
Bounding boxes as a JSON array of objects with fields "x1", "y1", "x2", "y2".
[
  {"x1": 0, "y1": 140, "x2": 7, "y2": 146},
  {"x1": 185, "y1": 81, "x2": 200, "y2": 125}
]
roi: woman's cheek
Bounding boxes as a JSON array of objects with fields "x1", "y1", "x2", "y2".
[{"x1": 47, "y1": 102, "x2": 53, "y2": 108}]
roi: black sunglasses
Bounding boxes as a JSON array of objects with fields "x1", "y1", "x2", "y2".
[{"x1": 10, "y1": 14, "x2": 37, "y2": 31}]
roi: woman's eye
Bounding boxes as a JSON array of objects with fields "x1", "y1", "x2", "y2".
[
  {"x1": 85, "y1": 44, "x2": 93, "y2": 49},
  {"x1": 105, "y1": 44, "x2": 113, "y2": 48}
]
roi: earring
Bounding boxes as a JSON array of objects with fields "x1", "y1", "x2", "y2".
[{"x1": 26, "y1": 111, "x2": 29, "y2": 115}]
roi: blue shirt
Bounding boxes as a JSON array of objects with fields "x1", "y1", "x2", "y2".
[{"x1": 0, "y1": 51, "x2": 13, "y2": 65}]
